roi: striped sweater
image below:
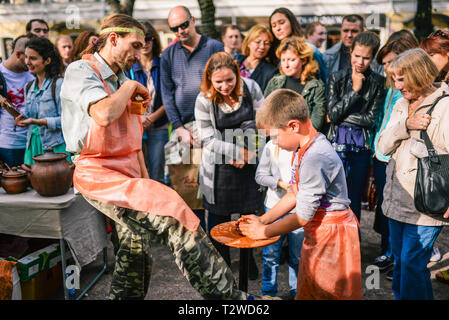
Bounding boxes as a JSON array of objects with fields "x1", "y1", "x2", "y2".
[{"x1": 194, "y1": 77, "x2": 264, "y2": 204}]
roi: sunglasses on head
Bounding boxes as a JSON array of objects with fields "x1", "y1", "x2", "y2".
[
  {"x1": 430, "y1": 30, "x2": 449, "y2": 39},
  {"x1": 169, "y1": 18, "x2": 191, "y2": 33},
  {"x1": 145, "y1": 34, "x2": 154, "y2": 42}
]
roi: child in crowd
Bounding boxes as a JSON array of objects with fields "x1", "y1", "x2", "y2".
[
  {"x1": 239, "y1": 88, "x2": 362, "y2": 300},
  {"x1": 255, "y1": 138, "x2": 304, "y2": 299}
]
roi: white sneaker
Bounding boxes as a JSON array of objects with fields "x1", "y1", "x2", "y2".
[{"x1": 430, "y1": 247, "x2": 442, "y2": 262}]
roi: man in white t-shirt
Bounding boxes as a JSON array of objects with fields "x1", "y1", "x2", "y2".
[{"x1": 0, "y1": 35, "x2": 35, "y2": 167}]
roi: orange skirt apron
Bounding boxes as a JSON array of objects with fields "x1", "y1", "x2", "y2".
[
  {"x1": 295, "y1": 208, "x2": 362, "y2": 300},
  {"x1": 292, "y1": 121, "x2": 362, "y2": 300},
  {"x1": 73, "y1": 54, "x2": 200, "y2": 232}
]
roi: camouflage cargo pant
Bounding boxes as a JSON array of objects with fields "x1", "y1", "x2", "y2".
[{"x1": 83, "y1": 196, "x2": 248, "y2": 300}]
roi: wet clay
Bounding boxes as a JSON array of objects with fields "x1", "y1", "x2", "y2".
[{"x1": 210, "y1": 221, "x2": 280, "y2": 248}]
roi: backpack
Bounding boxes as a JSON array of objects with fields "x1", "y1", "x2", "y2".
[{"x1": 25, "y1": 76, "x2": 61, "y2": 107}]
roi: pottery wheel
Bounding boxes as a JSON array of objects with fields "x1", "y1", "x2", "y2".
[{"x1": 210, "y1": 221, "x2": 280, "y2": 248}]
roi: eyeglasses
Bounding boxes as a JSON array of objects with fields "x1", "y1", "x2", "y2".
[
  {"x1": 430, "y1": 30, "x2": 449, "y2": 39},
  {"x1": 169, "y1": 18, "x2": 191, "y2": 33},
  {"x1": 145, "y1": 34, "x2": 154, "y2": 42}
]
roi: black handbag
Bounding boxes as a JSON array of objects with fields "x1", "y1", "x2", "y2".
[{"x1": 414, "y1": 92, "x2": 449, "y2": 218}]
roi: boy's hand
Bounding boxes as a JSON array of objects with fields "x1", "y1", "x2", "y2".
[{"x1": 239, "y1": 219, "x2": 268, "y2": 240}]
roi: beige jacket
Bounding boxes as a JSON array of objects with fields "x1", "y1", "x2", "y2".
[{"x1": 378, "y1": 82, "x2": 449, "y2": 226}]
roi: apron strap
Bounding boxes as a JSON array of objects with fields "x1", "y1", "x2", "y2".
[
  {"x1": 290, "y1": 121, "x2": 318, "y2": 195},
  {"x1": 82, "y1": 54, "x2": 113, "y2": 95}
]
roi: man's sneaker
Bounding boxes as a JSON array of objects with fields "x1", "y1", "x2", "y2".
[
  {"x1": 386, "y1": 269, "x2": 393, "y2": 281},
  {"x1": 430, "y1": 246, "x2": 442, "y2": 262},
  {"x1": 374, "y1": 255, "x2": 394, "y2": 271}
]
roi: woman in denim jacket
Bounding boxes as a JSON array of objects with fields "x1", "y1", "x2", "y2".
[{"x1": 15, "y1": 37, "x2": 69, "y2": 164}]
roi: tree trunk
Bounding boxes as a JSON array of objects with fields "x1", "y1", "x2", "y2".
[
  {"x1": 105, "y1": 0, "x2": 135, "y2": 16},
  {"x1": 414, "y1": 0, "x2": 433, "y2": 42},
  {"x1": 197, "y1": 0, "x2": 220, "y2": 40}
]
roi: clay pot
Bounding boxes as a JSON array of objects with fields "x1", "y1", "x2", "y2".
[
  {"x1": 1, "y1": 166, "x2": 29, "y2": 194},
  {"x1": 22, "y1": 149, "x2": 75, "y2": 197}
]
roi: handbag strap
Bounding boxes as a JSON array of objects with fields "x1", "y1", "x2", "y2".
[{"x1": 420, "y1": 91, "x2": 449, "y2": 157}]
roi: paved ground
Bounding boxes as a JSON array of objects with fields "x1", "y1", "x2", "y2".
[{"x1": 55, "y1": 209, "x2": 449, "y2": 300}]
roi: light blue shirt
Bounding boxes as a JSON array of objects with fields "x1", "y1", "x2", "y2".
[
  {"x1": 372, "y1": 88, "x2": 403, "y2": 162},
  {"x1": 60, "y1": 52, "x2": 129, "y2": 156},
  {"x1": 24, "y1": 77, "x2": 65, "y2": 150}
]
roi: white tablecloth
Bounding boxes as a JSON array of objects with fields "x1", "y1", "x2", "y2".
[{"x1": 0, "y1": 188, "x2": 107, "y2": 269}]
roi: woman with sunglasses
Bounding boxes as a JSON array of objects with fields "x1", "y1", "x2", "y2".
[
  {"x1": 421, "y1": 29, "x2": 449, "y2": 84},
  {"x1": 236, "y1": 24, "x2": 278, "y2": 92},
  {"x1": 125, "y1": 21, "x2": 168, "y2": 185},
  {"x1": 378, "y1": 48, "x2": 449, "y2": 300}
]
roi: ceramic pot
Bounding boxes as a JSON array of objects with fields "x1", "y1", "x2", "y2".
[
  {"x1": 22, "y1": 149, "x2": 75, "y2": 197},
  {"x1": 1, "y1": 167, "x2": 29, "y2": 194}
]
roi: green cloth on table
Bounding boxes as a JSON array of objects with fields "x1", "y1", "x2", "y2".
[{"x1": 24, "y1": 124, "x2": 71, "y2": 165}]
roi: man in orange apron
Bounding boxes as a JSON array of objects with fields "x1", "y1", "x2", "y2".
[
  {"x1": 239, "y1": 88, "x2": 362, "y2": 300},
  {"x1": 60, "y1": 14, "x2": 249, "y2": 300}
]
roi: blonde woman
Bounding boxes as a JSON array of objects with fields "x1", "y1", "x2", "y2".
[
  {"x1": 378, "y1": 48, "x2": 449, "y2": 300},
  {"x1": 236, "y1": 24, "x2": 278, "y2": 92},
  {"x1": 264, "y1": 36, "x2": 326, "y2": 131}
]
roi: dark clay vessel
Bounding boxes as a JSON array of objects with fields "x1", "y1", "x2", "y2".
[
  {"x1": 22, "y1": 149, "x2": 75, "y2": 197},
  {"x1": 1, "y1": 167, "x2": 29, "y2": 194}
]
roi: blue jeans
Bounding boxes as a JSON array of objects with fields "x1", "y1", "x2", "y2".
[
  {"x1": 0, "y1": 147, "x2": 25, "y2": 167},
  {"x1": 144, "y1": 129, "x2": 169, "y2": 184},
  {"x1": 373, "y1": 158, "x2": 392, "y2": 258},
  {"x1": 338, "y1": 150, "x2": 371, "y2": 223},
  {"x1": 389, "y1": 218, "x2": 442, "y2": 300},
  {"x1": 262, "y1": 207, "x2": 305, "y2": 298}
]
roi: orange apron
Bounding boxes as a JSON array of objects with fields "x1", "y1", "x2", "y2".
[
  {"x1": 73, "y1": 54, "x2": 200, "y2": 232},
  {"x1": 291, "y1": 121, "x2": 362, "y2": 300}
]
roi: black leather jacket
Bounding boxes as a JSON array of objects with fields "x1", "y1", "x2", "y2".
[{"x1": 326, "y1": 67, "x2": 386, "y2": 150}]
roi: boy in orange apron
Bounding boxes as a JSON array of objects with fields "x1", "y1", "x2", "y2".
[
  {"x1": 60, "y1": 15, "x2": 249, "y2": 300},
  {"x1": 239, "y1": 88, "x2": 362, "y2": 300}
]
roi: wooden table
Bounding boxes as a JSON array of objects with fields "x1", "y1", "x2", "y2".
[{"x1": 210, "y1": 220, "x2": 280, "y2": 292}]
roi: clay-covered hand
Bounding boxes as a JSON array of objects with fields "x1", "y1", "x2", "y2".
[
  {"x1": 239, "y1": 219, "x2": 268, "y2": 240},
  {"x1": 132, "y1": 81, "x2": 151, "y2": 110}
]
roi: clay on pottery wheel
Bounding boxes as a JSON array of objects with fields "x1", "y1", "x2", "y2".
[{"x1": 210, "y1": 221, "x2": 280, "y2": 249}]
